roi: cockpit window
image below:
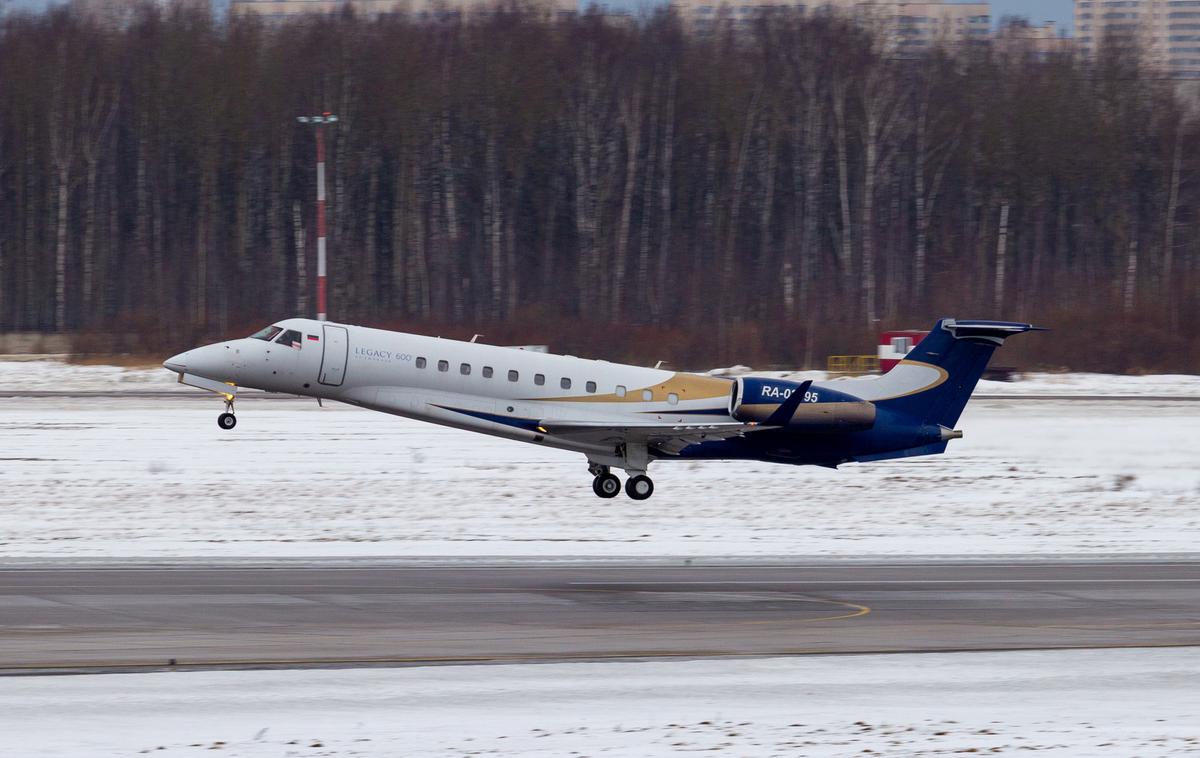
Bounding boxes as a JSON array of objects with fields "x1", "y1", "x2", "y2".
[
  {"x1": 250, "y1": 325, "x2": 283, "y2": 342},
  {"x1": 275, "y1": 329, "x2": 303, "y2": 348}
]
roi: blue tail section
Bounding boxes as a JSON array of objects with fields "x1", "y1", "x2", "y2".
[{"x1": 874, "y1": 319, "x2": 1043, "y2": 429}]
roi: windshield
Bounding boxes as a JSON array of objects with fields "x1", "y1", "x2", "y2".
[
  {"x1": 274, "y1": 329, "x2": 303, "y2": 348},
  {"x1": 250, "y1": 325, "x2": 283, "y2": 342}
]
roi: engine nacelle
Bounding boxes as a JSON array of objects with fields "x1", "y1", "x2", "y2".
[{"x1": 730, "y1": 377, "x2": 876, "y2": 432}]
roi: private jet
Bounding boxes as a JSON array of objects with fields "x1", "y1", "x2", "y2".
[{"x1": 163, "y1": 318, "x2": 1039, "y2": 499}]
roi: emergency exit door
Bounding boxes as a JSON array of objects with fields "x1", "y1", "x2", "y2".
[{"x1": 318, "y1": 325, "x2": 348, "y2": 386}]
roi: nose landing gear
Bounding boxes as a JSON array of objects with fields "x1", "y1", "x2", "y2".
[{"x1": 217, "y1": 395, "x2": 237, "y2": 430}]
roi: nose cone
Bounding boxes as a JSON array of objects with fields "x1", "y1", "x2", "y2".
[
  {"x1": 169, "y1": 342, "x2": 233, "y2": 382},
  {"x1": 163, "y1": 351, "x2": 189, "y2": 374}
]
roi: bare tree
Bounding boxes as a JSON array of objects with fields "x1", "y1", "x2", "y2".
[{"x1": 0, "y1": 7, "x2": 1196, "y2": 371}]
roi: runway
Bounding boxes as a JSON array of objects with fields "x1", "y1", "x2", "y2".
[{"x1": 2, "y1": 559, "x2": 1198, "y2": 674}]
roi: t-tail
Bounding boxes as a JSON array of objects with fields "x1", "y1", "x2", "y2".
[{"x1": 869, "y1": 319, "x2": 1044, "y2": 430}]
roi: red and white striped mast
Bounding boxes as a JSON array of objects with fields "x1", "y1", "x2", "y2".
[{"x1": 297, "y1": 112, "x2": 338, "y2": 321}]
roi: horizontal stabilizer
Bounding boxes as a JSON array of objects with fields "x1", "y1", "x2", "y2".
[{"x1": 939, "y1": 319, "x2": 1047, "y2": 344}]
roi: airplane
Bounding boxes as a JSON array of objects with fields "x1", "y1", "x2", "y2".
[{"x1": 163, "y1": 317, "x2": 1041, "y2": 499}]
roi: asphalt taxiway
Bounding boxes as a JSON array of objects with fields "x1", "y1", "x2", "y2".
[{"x1": 1, "y1": 559, "x2": 1197, "y2": 674}]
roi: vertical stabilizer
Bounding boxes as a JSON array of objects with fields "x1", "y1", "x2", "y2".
[{"x1": 870, "y1": 319, "x2": 1042, "y2": 428}]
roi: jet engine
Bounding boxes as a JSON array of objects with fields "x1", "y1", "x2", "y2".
[{"x1": 729, "y1": 377, "x2": 876, "y2": 432}]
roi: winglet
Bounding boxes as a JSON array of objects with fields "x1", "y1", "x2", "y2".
[{"x1": 765, "y1": 380, "x2": 813, "y2": 426}]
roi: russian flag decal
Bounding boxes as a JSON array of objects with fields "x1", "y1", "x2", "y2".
[{"x1": 307, "y1": 334, "x2": 320, "y2": 341}]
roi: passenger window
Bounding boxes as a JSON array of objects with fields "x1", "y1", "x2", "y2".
[
  {"x1": 560, "y1": 377, "x2": 572, "y2": 390},
  {"x1": 508, "y1": 370, "x2": 519, "y2": 382},
  {"x1": 586, "y1": 381, "x2": 596, "y2": 393},
  {"x1": 275, "y1": 329, "x2": 303, "y2": 348},
  {"x1": 642, "y1": 389, "x2": 653, "y2": 401},
  {"x1": 615, "y1": 385, "x2": 627, "y2": 397},
  {"x1": 460, "y1": 363, "x2": 471, "y2": 376},
  {"x1": 438, "y1": 360, "x2": 449, "y2": 372},
  {"x1": 667, "y1": 393, "x2": 679, "y2": 405},
  {"x1": 416, "y1": 357, "x2": 426, "y2": 369},
  {"x1": 483, "y1": 366, "x2": 494, "y2": 378},
  {"x1": 534, "y1": 373, "x2": 545, "y2": 386}
]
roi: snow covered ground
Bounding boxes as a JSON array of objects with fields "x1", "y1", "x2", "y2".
[
  {"x1": 1, "y1": 390, "x2": 1197, "y2": 558},
  {"x1": 974, "y1": 371, "x2": 1200, "y2": 396},
  {"x1": 0, "y1": 358, "x2": 193, "y2": 393},
  {"x1": 1, "y1": 358, "x2": 1197, "y2": 558},
  {"x1": 4, "y1": 361, "x2": 1198, "y2": 757},
  {"x1": 6, "y1": 647, "x2": 1199, "y2": 756}
]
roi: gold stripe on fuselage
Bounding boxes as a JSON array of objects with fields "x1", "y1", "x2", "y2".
[
  {"x1": 529, "y1": 372, "x2": 733, "y2": 403},
  {"x1": 873, "y1": 360, "x2": 950, "y2": 401}
]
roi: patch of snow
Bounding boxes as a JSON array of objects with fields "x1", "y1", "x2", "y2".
[
  {"x1": 0, "y1": 358, "x2": 182, "y2": 393},
  {"x1": 0, "y1": 395, "x2": 1197, "y2": 558},
  {"x1": 6, "y1": 647, "x2": 1200, "y2": 756},
  {"x1": 974, "y1": 372, "x2": 1200, "y2": 397}
]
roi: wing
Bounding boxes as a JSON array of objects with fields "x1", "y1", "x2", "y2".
[{"x1": 539, "y1": 419, "x2": 767, "y2": 455}]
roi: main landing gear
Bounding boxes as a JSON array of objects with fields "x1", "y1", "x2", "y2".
[
  {"x1": 217, "y1": 396, "x2": 237, "y2": 430},
  {"x1": 592, "y1": 473, "x2": 621, "y2": 498},
  {"x1": 589, "y1": 464, "x2": 655, "y2": 500},
  {"x1": 625, "y1": 474, "x2": 654, "y2": 501}
]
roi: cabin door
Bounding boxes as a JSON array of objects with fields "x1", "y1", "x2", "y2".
[{"x1": 318, "y1": 325, "x2": 349, "y2": 386}]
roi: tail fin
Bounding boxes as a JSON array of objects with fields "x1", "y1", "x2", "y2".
[{"x1": 870, "y1": 319, "x2": 1043, "y2": 428}]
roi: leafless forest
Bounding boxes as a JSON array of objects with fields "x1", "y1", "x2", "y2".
[{"x1": 0, "y1": 6, "x2": 1197, "y2": 370}]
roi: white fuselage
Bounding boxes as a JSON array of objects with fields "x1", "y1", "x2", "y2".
[
  {"x1": 165, "y1": 316, "x2": 1030, "y2": 494},
  {"x1": 167, "y1": 317, "x2": 738, "y2": 467}
]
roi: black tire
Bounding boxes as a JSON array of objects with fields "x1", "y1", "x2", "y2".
[
  {"x1": 625, "y1": 474, "x2": 654, "y2": 500},
  {"x1": 217, "y1": 412, "x2": 237, "y2": 430},
  {"x1": 592, "y1": 473, "x2": 621, "y2": 499}
]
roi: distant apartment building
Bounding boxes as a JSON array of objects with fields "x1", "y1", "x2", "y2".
[
  {"x1": 669, "y1": 0, "x2": 991, "y2": 49},
  {"x1": 1075, "y1": 0, "x2": 1200, "y2": 78},
  {"x1": 995, "y1": 19, "x2": 1074, "y2": 59},
  {"x1": 889, "y1": 2, "x2": 991, "y2": 50},
  {"x1": 229, "y1": 0, "x2": 576, "y2": 22}
]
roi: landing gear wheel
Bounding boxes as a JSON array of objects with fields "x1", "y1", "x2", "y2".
[
  {"x1": 217, "y1": 412, "x2": 237, "y2": 430},
  {"x1": 625, "y1": 474, "x2": 654, "y2": 500},
  {"x1": 592, "y1": 473, "x2": 621, "y2": 499}
]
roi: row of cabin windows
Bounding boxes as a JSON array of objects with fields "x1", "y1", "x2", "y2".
[{"x1": 412, "y1": 356, "x2": 678, "y2": 404}]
